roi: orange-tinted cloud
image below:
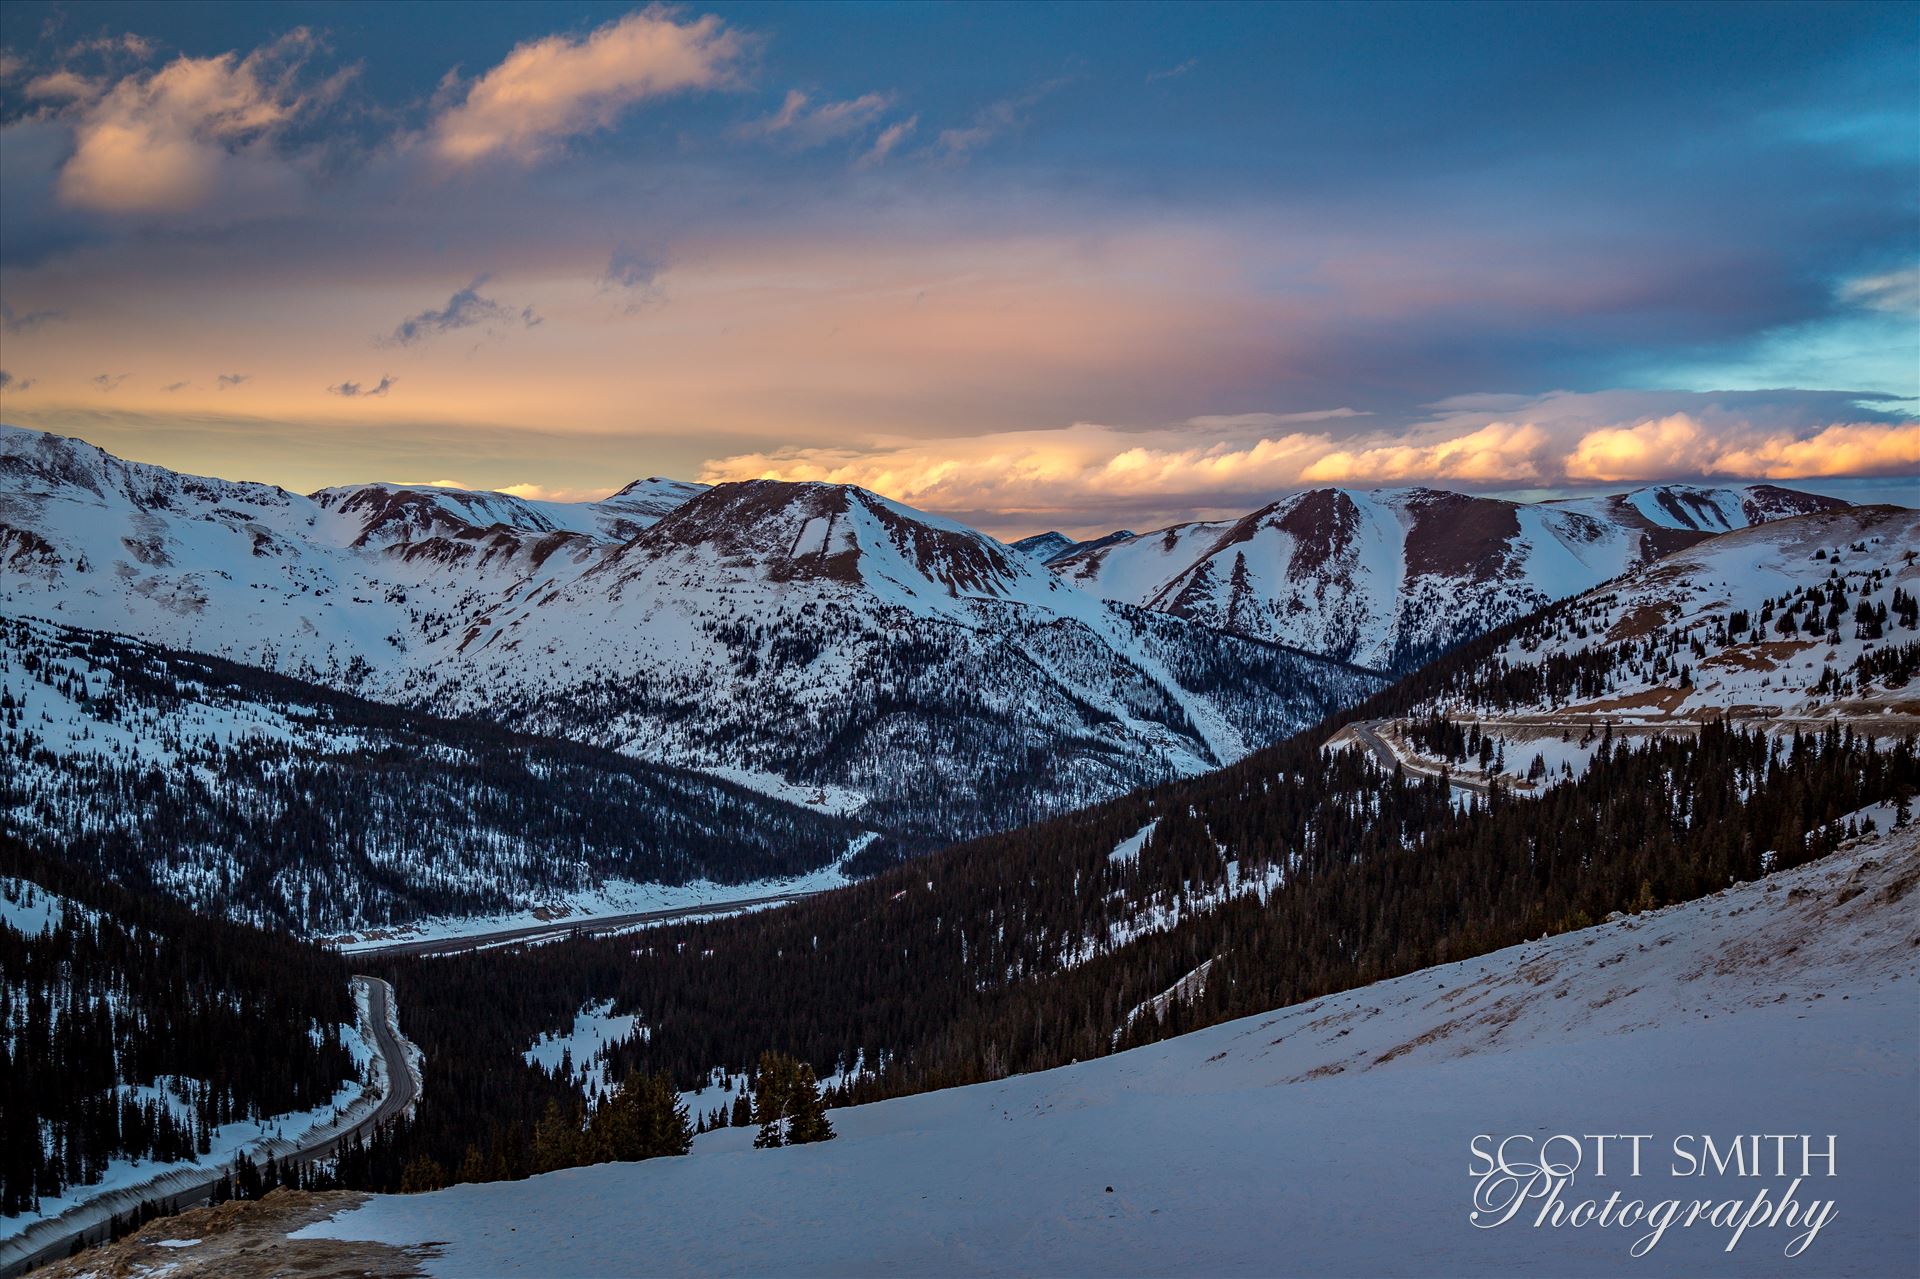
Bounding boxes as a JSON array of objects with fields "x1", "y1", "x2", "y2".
[
  {"x1": 1566, "y1": 414, "x2": 1920, "y2": 482},
  {"x1": 702, "y1": 404, "x2": 1916, "y2": 527},
  {"x1": 1710, "y1": 422, "x2": 1920, "y2": 478},
  {"x1": 54, "y1": 32, "x2": 319, "y2": 214},
  {"x1": 429, "y1": 9, "x2": 744, "y2": 166},
  {"x1": 1563, "y1": 414, "x2": 1717, "y2": 483},
  {"x1": 1301, "y1": 421, "x2": 1551, "y2": 484}
]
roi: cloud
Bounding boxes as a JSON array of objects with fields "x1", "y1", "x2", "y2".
[
  {"x1": 736, "y1": 89, "x2": 893, "y2": 148},
  {"x1": 64, "y1": 33, "x2": 156, "y2": 61},
  {"x1": 937, "y1": 78, "x2": 1071, "y2": 160},
  {"x1": 1562, "y1": 414, "x2": 1716, "y2": 482},
  {"x1": 327, "y1": 374, "x2": 396, "y2": 397},
  {"x1": 216, "y1": 372, "x2": 250, "y2": 389},
  {"x1": 857, "y1": 115, "x2": 917, "y2": 168},
  {"x1": 51, "y1": 30, "x2": 321, "y2": 214},
  {"x1": 1840, "y1": 267, "x2": 1919, "y2": 315},
  {"x1": 0, "y1": 302, "x2": 65, "y2": 333},
  {"x1": 160, "y1": 380, "x2": 191, "y2": 392},
  {"x1": 499, "y1": 481, "x2": 615, "y2": 502},
  {"x1": 1709, "y1": 422, "x2": 1920, "y2": 478},
  {"x1": 25, "y1": 69, "x2": 103, "y2": 102},
  {"x1": 600, "y1": 245, "x2": 664, "y2": 309},
  {"x1": 1301, "y1": 421, "x2": 1552, "y2": 484},
  {"x1": 91, "y1": 373, "x2": 128, "y2": 391},
  {"x1": 1566, "y1": 414, "x2": 1920, "y2": 483},
  {"x1": 1146, "y1": 58, "x2": 1197, "y2": 84},
  {"x1": 0, "y1": 370, "x2": 32, "y2": 391},
  {"x1": 699, "y1": 390, "x2": 1919, "y2": 530},
  {"x1": 380, "y1": 276, "x2": 540, "y2": 346},
  {"x1": 428, "y1": 8, "x2": 745, "y2": 166}
]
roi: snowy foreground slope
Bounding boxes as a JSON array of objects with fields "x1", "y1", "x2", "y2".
[{"x1": 272, "y1": 822, "x2": 1920, "y2": 1277}]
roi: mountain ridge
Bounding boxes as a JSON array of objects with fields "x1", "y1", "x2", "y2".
[
  {"x1": 1, "y1": 425, "x2": 1377, "y2": 853},
  {"x1": 1049, "y1": 480, "x2": 1855, "y2": 670}
]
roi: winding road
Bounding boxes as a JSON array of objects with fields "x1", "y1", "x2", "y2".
[
  {"x1": 1347, "y1": 720, "x2": 1497, "y2": 796},
  {"x1": 0, "y1": 977, "x2": 418, "y2": 1278},
  {"x1": 1344, "y1": 712, "x2": 1918, "y2": 800}
]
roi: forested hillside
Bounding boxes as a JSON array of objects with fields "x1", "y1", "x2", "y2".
[
  {"x1": 1398, "y1": 504, "x2": 1919, "y2": 719},
  {"x1": 348, "y1": 692, "x2": 1915, "y2": 1190},
  {"x1": 0, "y1": 618, "x2": 860, "y2": 933},
  {"x1": 0, "y1": 835, "x2": 357, "y2": 1216}
]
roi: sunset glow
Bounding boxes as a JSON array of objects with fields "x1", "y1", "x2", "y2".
[{"x1": 1, "y1": 2, "x2": 1913, "y2": 534}]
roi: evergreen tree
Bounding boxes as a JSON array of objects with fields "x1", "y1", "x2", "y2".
[{"x1": 786, "y1": 1062, "x2": 836, "y2": 1145}]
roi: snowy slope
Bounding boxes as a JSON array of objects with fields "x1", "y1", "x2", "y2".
[
  {"x1": 1051, "y1": 483, "x2": 1858, "y2": 672},
  {"x1": 290, "y1": 820, "x2": 1920, "y2": 1278},
  {"x1": 1440, "y1": 504, "x2": 1920, "y2": 723},
  {"x1": 407, "y1": 479, "x2": 1376, "y2": 840},
  {"x1": 1322, "y1": 505, "x2": 1919, "y2": 793},
  {"x1": 0, "y1": 615, "x2": 863, "y2": 932},
  {"x1": 1552, "y1": 481, "x2": 1849, "y2": 542},
  {"x1": 311, "y1": 476, "x2": 705, "y2": 547},
  {"x1": 1, "y1": 426, "x2": 1377, "y2": 851},
  {"x1": 1010, "y1": 529, "x2": 1136, "y2": 564}
]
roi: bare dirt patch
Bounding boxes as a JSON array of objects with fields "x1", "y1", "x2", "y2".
[
  {"x1": 1699, "y1": 640, "x2": 1813, "y2": 673},
  {"x1": 1605, "y1": 600, "x2": 1677, "y2": 643},
  {"x1": 1565, "y1": 686, "x2": 1690, "y2": 716},
  {"x1": 38, "y1": 1189, "x2": 434, "y2": 1279}
]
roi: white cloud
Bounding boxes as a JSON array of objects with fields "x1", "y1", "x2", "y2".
[
  {"x1": 1840, "y1": 267, "x2": 1919, "y2": 315},
  {"x1": 429, "y1": 8, "x2": 745, "y2": 165}
]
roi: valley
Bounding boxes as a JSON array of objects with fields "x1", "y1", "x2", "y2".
[{"x1": 46, "y1": 810, "x2": 1920, "y2": 1278}]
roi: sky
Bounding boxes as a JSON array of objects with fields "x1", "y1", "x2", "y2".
[{"x1": 0, "y1": 0, "x2": 1914, "y2": 537}]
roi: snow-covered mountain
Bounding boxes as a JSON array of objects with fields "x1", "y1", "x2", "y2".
[
  {"x1": 1550, "y1": 480, "x2": 1848, "y2": 541},
  {"x1": 384, "y1": 477, "x2": 1376, "y2": 841},
  {"x1": 1326, "y1": 504, "x2": 1920, "y2": 796},
  {"x1": 1428, "y1": 503, "x2": 1919, "y2": 723},
  {"x1": 311, "y1": 476, "x2": 706, "y2": 548},
  {"x1": 156, "y1": 819, "x2": 1916, "y2": 1278},
  {"x1": 0, "y1": 425, "x2": 1377, "y2": 847},
  {"x1": 1009, "y1": 528, "x2": 1135, "y2": 564},
  {"x1": 1049, "y1": 483, "x2": 1855, "y2": 671}
]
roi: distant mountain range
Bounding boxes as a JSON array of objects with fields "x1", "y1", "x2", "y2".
[
  {"x1": 0, "y1": 425, "x2": 1374, "y2": 867},
  {"x1": 3, "y1": 422, "x2": 1894, "y2": 926},
  {"x1": 1010, "y1": 529, "x2": 1136, "y2": 564},
  {"x1": 1034, "y1": 482, "x2": 1849, "y2": 670}
]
